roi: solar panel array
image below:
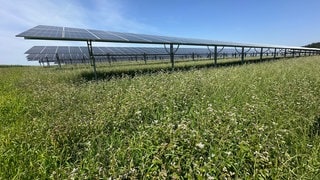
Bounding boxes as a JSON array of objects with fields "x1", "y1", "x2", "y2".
[
  {"x1": 26, "y1": 46, "x2": 248, "y2": 63},
  {"x1": 26, "y1": 46, "x2": 220, "y2": 55},
  {"x1": 17, "y1": 25, "x2": 320, "y2": 51}
]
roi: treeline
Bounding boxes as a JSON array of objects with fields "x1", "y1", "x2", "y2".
[{"x1": 304, "y1": 42, "x2": 320, "y2": 48}]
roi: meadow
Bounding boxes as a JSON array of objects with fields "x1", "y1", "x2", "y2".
[{"x1": 1, "y1": 56, "x2": 320, "y2": 179}]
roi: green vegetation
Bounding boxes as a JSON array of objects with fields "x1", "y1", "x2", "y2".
[
  {"x1": 1, "y1": 57, "x2": 320, "y2": 179},
  {"x1": 305, "y1": 42, "x2": 320, "y2": 48}
]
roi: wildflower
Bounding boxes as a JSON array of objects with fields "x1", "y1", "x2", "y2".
[
  {"x1": 223, "y1": 166, "x2": 228, "y2": 172},
  {"x1": 135, "y1": 110, "x2": 142, "y2": 115},
  {"x1": 196, "y1": 142, "x2": 205, "y2": 149},
  {"x1": 71, "y1": 168, "x2": 78, "y2": 174}
]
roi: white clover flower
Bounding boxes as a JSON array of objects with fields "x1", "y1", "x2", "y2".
[
  {"x1": 196, "y1": 142, "x2": 205, "y2": 149},
  {"x1": 223, "y1": 166, "x2": 228, "y2": 172}
]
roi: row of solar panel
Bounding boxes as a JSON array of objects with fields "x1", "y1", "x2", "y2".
[
  {"x1": 29, "y1": 54, "x2": 187, "y2": 62},
  {"x1": 26, "y1": 46, "x2": 286, "y2": 63},
  {"x1": 17, "y1": 25, "x2": 236, "y2": 46},
  {"x1": 26, "y1": 46, "x2": 240, "y2": 55},
  {"x1": 17, "y1": 25, "x2": 320, "y2": 51}
]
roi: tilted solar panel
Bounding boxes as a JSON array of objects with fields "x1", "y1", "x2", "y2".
[
  {"x1": 17, "y1": 25, "x2": 320, "y2": 51},
  {"x1": 26, "y1": 46, "x2": 237, "y2": 63}
]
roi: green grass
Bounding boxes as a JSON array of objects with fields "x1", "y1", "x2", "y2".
[{"x1": 1, "y1": 57, "x2": 320, "y2": 179}]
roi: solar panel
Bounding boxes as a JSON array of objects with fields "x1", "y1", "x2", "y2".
[
  {"x1": 17, "y1": 25, "x2": 320, "y2": 51},
  {"x1": 27, "y1": 46, "x2": 230, "y2": 56},
  {"x1": 26, "y1": 46, "x2": 235, "y2": 63},
  {"x1": 57, "y1": 46, "x2": 70, "y2": 54},
  {"x1": 25, "y1": 46, "x2": 45, "y2": 54}
]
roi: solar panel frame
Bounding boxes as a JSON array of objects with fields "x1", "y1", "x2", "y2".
[
  {"x1": 17, "y1": 25, "x2": 320, "y2": 52},
  {"x1": 25, "y1": 46, "x2": 233, "y2": 62}
]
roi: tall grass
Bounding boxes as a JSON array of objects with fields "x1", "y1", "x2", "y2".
[{"x1": 1, "y1": 57, "x2": 320, "y2": 179}]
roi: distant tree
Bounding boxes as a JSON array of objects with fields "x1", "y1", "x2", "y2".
[{"x1": 304, "y1": 42, "x2": 320, "y2": 48}]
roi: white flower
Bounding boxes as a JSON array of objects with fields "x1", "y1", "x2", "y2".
[
  {"x1": 196, "y1": 142, "x2": 205, "y2": 149},
  {"x1": 135, "y1": 110, "x2": 142, "y2": 115},
  {"x1": 71, "y1": 168, "x2": 78, "y2": 174}
]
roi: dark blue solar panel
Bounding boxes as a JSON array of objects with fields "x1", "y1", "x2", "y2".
[
  {"x1": 64, "y1": 28, "x2": 98, "y2": 39},
  {"x1": 80, "y1": 47, "x2": 89, "y2": 54},
  {"x1": 25, "y1": 46, "x2": 45, "y2": 54},
  {"x1": 41, "y1": 46, "x2": 58, "y2": 54},
  {"x1": 92, "y1": 47, "x2": 104, "y2": 54},
  {"x1": 17, "y1": 25, "x2": 320, "y2": 51},
  {"x1": 57, "y1": 46, "x2": 69, "y2": 54},
  {"x1": 88, "y1": 29, "x2": 127, "y2": 42},
  {"x1": 69, "y1": 47, "x2": 81, "y2": 54},
  {"x1": 24, "y1": 45, "x2": 319, "y2": 63},
  {"x1": 18, "y1": 25, "x2": 63, "y2": 39}
]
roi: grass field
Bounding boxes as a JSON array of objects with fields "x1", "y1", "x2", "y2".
[{"x1": 1, "y1": 56, "x2": 320, "y2": 179}]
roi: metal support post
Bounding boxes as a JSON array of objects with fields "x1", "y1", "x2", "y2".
[
  {"x1": 46, "y1": 57, "x2": 50, "y2": 67},
  {"x1": 292, "y1": 50, "x2": 295, "y2": 58},
  {"x1": 274, "y1": 48, "x2": 277, "y2": 59},
  {"x1": 87, "y1": 40, "x2": 97, "y2": 80},
  {"x1": 260, "y1": 47, "x2": 263, "y2": 61},
  {"x1": 170, "y1": 44, "x2": 174, "y2": 69},
  {"x1": 284, "y1": 49, "x2": 287, "y2": 58},
  {"x1": 241, "y1": 47, "x2": 245, "y2": 64},
  {"x1": 214, "y1": 45, "x2": 218, "y2": 66},
  {"x1": 143, "y1": 53, "x2": 147, "y2": 64},
  {"x1": 56, "y1": 53, "x2": 61, "y2": 68},
  {"x1": 107, "y1": 54, "x2": 111, "y2": 65}
]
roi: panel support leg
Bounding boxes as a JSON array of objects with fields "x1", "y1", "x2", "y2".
[
  {"x1": 274, "y1": 48, "x2": 277, "y2": 59},
  {"x1": 292, "y1": 50, "x2": 295, "y2": 58},
  {"x1": 87, "y1": 40, "x2": 97, "y2": 80},
  {"x1": 56, "y1": 53, "x2": 61, "y2": 68},
  {"x1": 241, "y1": 47, "x2": 245, "y2": 64},
  {"x1": 260, "y1": 48, "x2": 263, "y2": 61},
  {"x1": 107, "y1": 54, "x2": 111, "y2": 65},
  {"x1": 143, "y1": 53, "x2": 147, "y2": 64},
  {"x1": 170, "y1": 44, "x2": 174, "y2": 69},
  {"x1": 46, "y1": 57, "x2": 50, "y2": 67},
  {"x1": 214, "y1": 45, "x2": 217, "y2": 66},
  {"x1": 284, "y1": 49, "x2": 287, "y2": 58}
]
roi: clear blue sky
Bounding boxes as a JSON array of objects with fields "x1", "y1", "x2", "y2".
[{"x1": 1, "y1": 0, "x2": 320, "y2": 65}]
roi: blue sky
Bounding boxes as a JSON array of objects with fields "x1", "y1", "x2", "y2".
[{"x1": 1, "y1": 0, "x2": 320, "y2": 65}]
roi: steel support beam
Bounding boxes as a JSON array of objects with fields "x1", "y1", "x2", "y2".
[
  {"x1": 274, "y1": 48, "x2": 277, "y2": 59},
  {"x1": 143, "y1": 53, "x2": 147, "y2": 64},
  {"x1": 241, "y1": 47, "x2": 245, "y2": 64},
  {"x1": 56, "y1": 53, "x2": 61, "y2": 68},
  {"x1": 107, "y1": 53, "x2": 111, "y2": 65},
  {"x1": 260, "y1": 47, "x2": 263, "y2": 61},
  {"x1": 46, "y1": 57, "x2": 50, "y2": 67},
  {"x1": 292, "y1": 50, "x2": 295, "y2": 58},
  {"x1": 214, "y1": 45, "x2": 218, "y2": 66},
  {"x1": 87, "y1": 40, "x2": 97, "y2": 80},
  {"x1": 170, "y1": 44, "x2": 174, "y2": 69},
  {"x1": 284, "y1": 49, "x2": 287, "y2": 58}
]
